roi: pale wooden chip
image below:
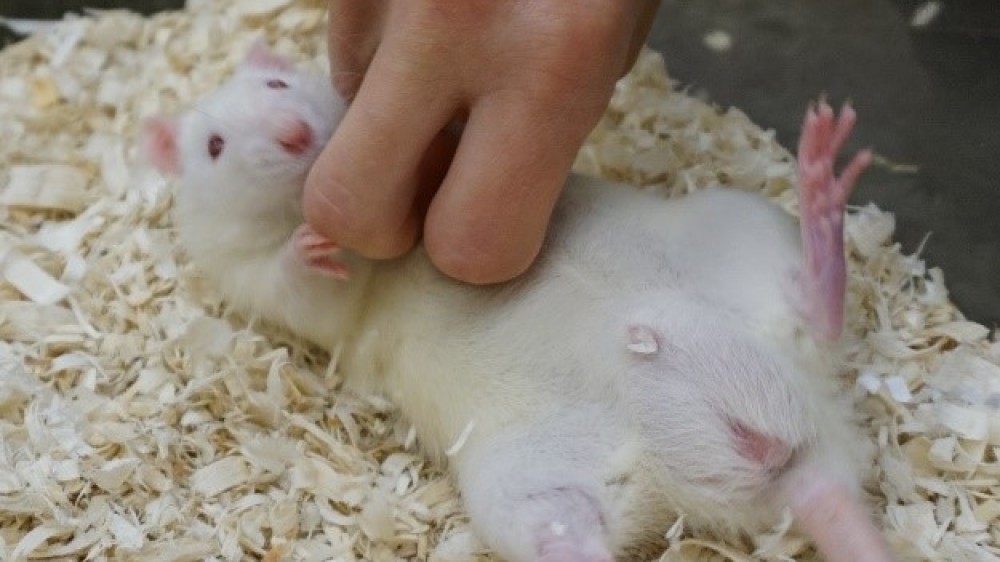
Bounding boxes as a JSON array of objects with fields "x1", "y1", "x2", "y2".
[
  {"x1": 928, "y1": 321, "x2": 991, "y2": 344},
  {"x1": 191, "y1": 457, "x2": 251, "y2": 497},
  {"x1": 0, "y1": 246, "x2": 71, "y2": 305},
  {"x1": 0, "y1": 164, "x2": 91, "y2": 213},
  {"x1": 0, "y1": 300, "x2": 75, "y2": 341}
]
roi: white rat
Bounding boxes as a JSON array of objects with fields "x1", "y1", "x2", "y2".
[{"x1": 142, "y1": 42, "x2": 894, "y2": 562}]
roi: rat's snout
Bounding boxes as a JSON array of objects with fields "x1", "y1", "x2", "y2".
[{"x1": 272, "y1": 115, "x2": 314, "y2": 155}]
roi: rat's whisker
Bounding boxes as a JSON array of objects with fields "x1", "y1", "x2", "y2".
[{"x1": 192, "y1": 107, "x2": 226, "y2": 128}]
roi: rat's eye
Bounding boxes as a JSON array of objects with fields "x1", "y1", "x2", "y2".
[
  {"x1": 207, "y1": 134, "x2": 225, "y2": 160},
  {"x1": 266, "y1": 79, "x2": 289, "y2": 89}
]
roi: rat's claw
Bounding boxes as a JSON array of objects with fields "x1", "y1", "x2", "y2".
[
  {"x1": 830, "y1": 104, "x2": 857, "y2": 158},
  {"x1": 291, "y1": 224, "x2": 351, "y2": 280},
  {"x1": 305, "y1": 255, "x2": 350, "y2": 280},
  {"x1": 294, "y1": 223, "x2": 341, "y2": 254}
]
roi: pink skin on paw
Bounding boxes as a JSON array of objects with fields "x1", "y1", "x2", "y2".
[
  {"x1": 291, "y1": 224, "x2": 350, "y2": 280},
  {"x1": 537, "y1": 527, "x2": 613, "y2": 562},
  {"x1": 530, "y1": 488, "x2": 613, "y2": 562},
  {"x1": 796, "y1": 101, "x2": 873, "y2": 341}
]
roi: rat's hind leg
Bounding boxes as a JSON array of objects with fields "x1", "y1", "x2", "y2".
[
  {"x1": 455, "y1": 420, "x2": 628, "y2": 562},
  {"x1": 796, "y1": 101, "x2": 872, "y2": 341}
]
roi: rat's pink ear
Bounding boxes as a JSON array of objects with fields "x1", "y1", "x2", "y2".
[
  {"x1": 140, "y1": 116, "x2": 182, "y2": 176},
  {"x1": 244, "y1": 39, "x2": 294, "y2": 71}
]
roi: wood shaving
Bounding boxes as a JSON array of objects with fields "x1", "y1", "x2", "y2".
[
  {"x1": 444, "y1": 421, "x2": 477, "y2": 457},
  {"x1": 703, "y1": 30, "x2": 734, "y2": 53},
  {"x1": 1, "y1": 164, "x2": 92, "y2": 214},
  {"x1": 0, "y1": 1, "x2": 997, "y2": 561},
  {"x1": 911, "y1": 2, "x2": 944, "y2": 28}
]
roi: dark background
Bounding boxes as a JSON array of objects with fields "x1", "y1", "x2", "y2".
[
  {"x1": 648, "y1": 0, "x2": 999, "y2": 329},
  {"x1": 2, "y1": 0, "x2": 998, "y2": 328}
]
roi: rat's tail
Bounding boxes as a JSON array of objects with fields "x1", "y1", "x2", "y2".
[{"x1": 785, "y1": 466, "x2": 896, "y2": 562}]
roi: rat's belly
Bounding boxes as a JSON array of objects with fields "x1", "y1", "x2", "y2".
[{"x1": 341, "y1": 179, "x2": 811, "y2": 456}]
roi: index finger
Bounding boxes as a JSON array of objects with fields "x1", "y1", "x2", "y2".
[
  {"x1": 327, "y1": 0, "x2": 386, "y2": 99},
  {"x1": 304, "y1": 26, "x2": 457, "y2": 259}
]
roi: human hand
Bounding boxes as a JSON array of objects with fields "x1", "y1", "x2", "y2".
[{"x1": 304, "y1": 0, "x2": 660, "y2": 284}]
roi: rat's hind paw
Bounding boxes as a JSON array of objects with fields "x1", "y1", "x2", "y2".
[
  {"x1": 291, "y1": 224, "x2": 350, "y2": 280},
  {"x1": 795, "y1": 101, "x2": 872, "y2": 341},
  {"x1": 530, "y1": 488, "x2": 614, "y2": 562},
  {"x1": 467, "y1": 480, "x2": 614, "y2": 562},
  {"x1": 537, "y1": 523, "x2": 613, "y2": 562},
  {"x1": 797, "y1": 102, "x2": 872, "y2": 222}
]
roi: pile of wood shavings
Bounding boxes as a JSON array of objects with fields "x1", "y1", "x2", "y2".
[{"x1": 0, "y1": 1, "x2": 997, "y2": 561}]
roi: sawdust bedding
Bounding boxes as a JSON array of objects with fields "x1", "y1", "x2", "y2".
[{"x1": 0, "y1": 1, "x2": 997, "y2": 560}]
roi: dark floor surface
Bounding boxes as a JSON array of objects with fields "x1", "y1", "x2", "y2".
[
  {"x1": 2, "y1": 0, "x2": 998, "y2": 327},
  {"x1": 648, "y1": 0, "x2": 999, "y2": 328}
]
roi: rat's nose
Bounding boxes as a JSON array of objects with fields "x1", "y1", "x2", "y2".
[{"x1": 276, "y1": 119, "x2": 313, "y2": 155}]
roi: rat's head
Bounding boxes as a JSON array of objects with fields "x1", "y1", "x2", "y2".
[{"x1": 141, "y1": 41, "x2": 345, "y2": 218}]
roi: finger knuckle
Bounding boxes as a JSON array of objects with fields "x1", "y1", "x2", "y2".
[{"x1": 427, "y1": 230, "x2": 536, "y2": 285}]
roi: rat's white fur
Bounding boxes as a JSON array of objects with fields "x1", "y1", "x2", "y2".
[
  {"x1": 151, "y1": 55, "x2": 880, "y2": 562},
  {"x1": 344, "y1": 181, "x2": 868, "y2": 542},
  {"x1": 170, "y1": 59, "x2": 376, "y2": 346}
]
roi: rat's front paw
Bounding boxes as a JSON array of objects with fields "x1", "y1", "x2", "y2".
[{"x1": 291, "y1": 224, "x2": 350, "y2": 280}]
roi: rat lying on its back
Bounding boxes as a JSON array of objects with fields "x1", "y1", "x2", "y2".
[
  {"x1": 141, "y1": 43, "x2": 375, "y2": 348},
  {"x1": 142, "y1": 42, "x2": 894, "y2": 562}
]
